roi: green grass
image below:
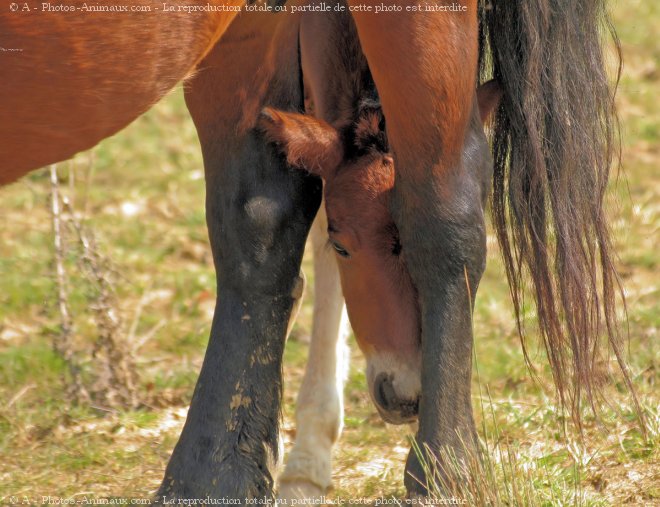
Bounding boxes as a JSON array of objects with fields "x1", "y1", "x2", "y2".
[{"x1": 0, "y1": 3, "x2": 658, "y2": 504}]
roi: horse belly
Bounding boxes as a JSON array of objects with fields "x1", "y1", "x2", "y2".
[{"x1": 0, "y1": 1, "x2": 240, "y2": 183}]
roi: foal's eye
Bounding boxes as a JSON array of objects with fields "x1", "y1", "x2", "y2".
[
  {"x1": 391, "y1": 237, "x2": 402, "y2": 256},
  {"x1": 331, "y1": 241, "x2": 351, "y2": 259}
]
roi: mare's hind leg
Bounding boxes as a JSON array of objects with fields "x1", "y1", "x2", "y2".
[
  {"x1": 349, "y1": 4, "x2": 486, "y2": 495},
  {"x1": 278, "y1": 205, "x2": 349, "y2": 500},
  {"x1": 157, "y1": 12, "x2": 319, "y2": 501}
]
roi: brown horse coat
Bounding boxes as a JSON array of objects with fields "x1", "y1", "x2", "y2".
[{"x1": 0, "y1": 1, "x2": 241, "y2": 182}]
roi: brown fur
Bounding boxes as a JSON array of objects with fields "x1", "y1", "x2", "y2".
[
  {"x1": 260, "y1": 105, "x2": 420, "y2": 358},
  {"x1": 0, "y1": 1, "x2": 241, "y2": 183},
  {"x1": 259, "y1": 78, "x2": 502, "y2": 371},
  {"x1": 259, "y1": 109, "x2": 345, "y2": 179},
  {"x1": 348, "y1": 0, "x2": 479, "y2": 181}
]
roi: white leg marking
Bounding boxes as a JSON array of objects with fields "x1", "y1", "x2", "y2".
[
  {"x1": 287, "y1": 270, "x2": 307, "y2": 341},
  {"x1": 278, "y1": 204, "x2": 349, "y2": 500}
]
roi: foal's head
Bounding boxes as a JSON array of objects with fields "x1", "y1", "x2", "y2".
[
  {"x1": 259, "y1": 101, "x2": 421, "y2": 424},
  {"x1": 259, "y1": 83, "x2": 501, "y2": 425}
]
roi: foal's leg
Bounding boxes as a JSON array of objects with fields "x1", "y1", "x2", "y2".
[
  {"x1": 349, "y1": 1, "x2": 488, "y2": 495},
  {"x1": 156, "y1": 12, "x2": 320, "y2": 501},
  {"x1": 287, "y1": 271, "x2": 307, "y2": 339},
  {"x1": 278, "y1": 205, "x2": 349, "y2": 499}
]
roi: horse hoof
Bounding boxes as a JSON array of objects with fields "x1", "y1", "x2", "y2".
[{"x1": 278, "y1": 479, "x2": 327, "y2": 504}]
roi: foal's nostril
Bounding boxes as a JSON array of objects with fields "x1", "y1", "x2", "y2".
[{"x1": 374, "y1": 372, "x2": 397, "y2": 411}]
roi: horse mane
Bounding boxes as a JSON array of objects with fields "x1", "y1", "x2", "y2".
[{"x1": 478, "y1": 0, "x2": 640, "y2": 424}]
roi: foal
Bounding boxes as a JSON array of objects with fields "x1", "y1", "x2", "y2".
[
  {"x1": 259, "y1": 101, "x2": 417, "y2": 497},
  {"x1": 260, "y1": 100, "x2": 421, "y2": 422}
]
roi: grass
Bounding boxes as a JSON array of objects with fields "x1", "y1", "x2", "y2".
[{"x1": 0, "y1": 2, "x2": 658, "y2": 504}]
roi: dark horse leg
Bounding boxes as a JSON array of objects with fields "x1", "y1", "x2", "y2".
[
  {"x1": 157, "y1": 12, "x2": 320, "y2": 501},
  {"x1": 349, "y1": 0, "x2": 488, "y2": 495}
]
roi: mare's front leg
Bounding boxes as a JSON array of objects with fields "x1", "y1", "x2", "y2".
[
  {"x1": 349, "y1": 1, "x2": 487, "y2": 495},
  {"x1": 278, "y1": 205, "x2": 350, "y2": 499},
  {"x1": 157, "y1": 13, "x2": 319, "y2": 501}
]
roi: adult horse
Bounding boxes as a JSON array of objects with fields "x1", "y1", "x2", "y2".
[{"x1": 1, "y1": 0, "x2": 628, "y2": 500}]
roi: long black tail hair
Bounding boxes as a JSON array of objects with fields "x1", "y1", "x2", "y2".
[{"x1": 478, "y1": 0, "x2": 638, "y2": 422}]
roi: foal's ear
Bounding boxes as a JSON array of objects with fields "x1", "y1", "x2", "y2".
[
  {"x1": 476, "y1": 79, "x2": 503, "y2": 123},
  {"x1": 258, "y1": 107, "x2": 344, "y2": 180},
  {"x1": 354, "y1": 99, "x2": 388, "y2": 153}
]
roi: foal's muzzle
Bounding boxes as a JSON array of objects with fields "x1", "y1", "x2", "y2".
[{"x1": 372, "y1": 372, "x2": 420, "y2": 425}]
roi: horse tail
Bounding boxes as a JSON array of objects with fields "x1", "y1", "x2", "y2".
[{"x1": 479, "y1": 1, "x2": 638, "y2": 422}]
